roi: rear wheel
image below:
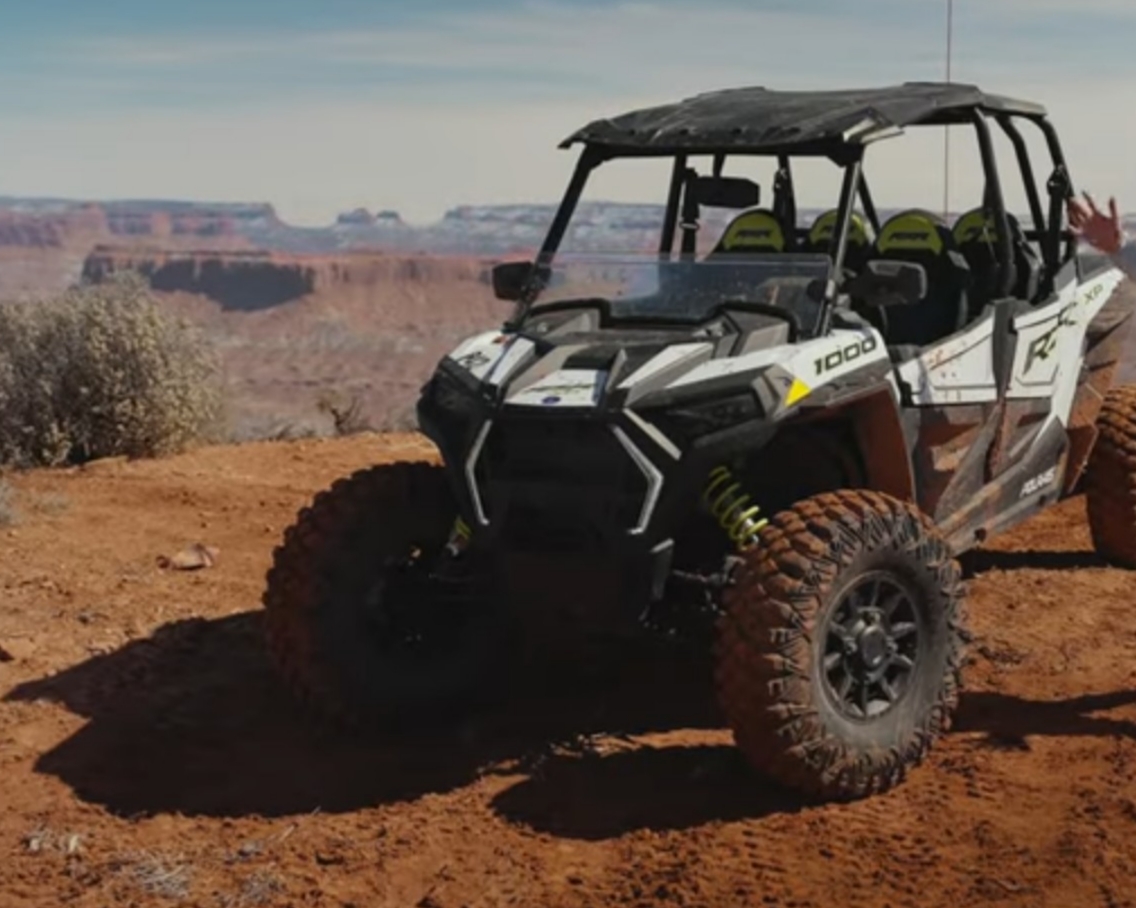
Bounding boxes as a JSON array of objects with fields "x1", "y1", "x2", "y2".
[
  {"x1": 262, "y1": 460, "x2": 511, "y2": 730},
  {"x1": 714, "y1": 490, "x2": 968, "y2": 801},
  {"x1": 1085, "y1": 386, "x2": 1136, "y2": 567}
]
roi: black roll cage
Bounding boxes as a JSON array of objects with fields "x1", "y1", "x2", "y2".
[{"x1": 512, "y1": 106, "x2": 1079, "y2": 333}]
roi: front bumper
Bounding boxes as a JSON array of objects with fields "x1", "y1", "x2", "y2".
[
  {"x1": 417, "y1": 365, "x2": 779, "y2": 558},
  {"x1": 465, "y1": 411, "x2": 665, "y2": 554}
]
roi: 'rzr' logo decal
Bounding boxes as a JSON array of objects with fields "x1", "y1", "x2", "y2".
[
  {"x1": 1023, "y1": 302, "x2": 1077, "y2": 374},
  {"x1": 890, "y1": 230, "x2": 933, "y2": 242}
]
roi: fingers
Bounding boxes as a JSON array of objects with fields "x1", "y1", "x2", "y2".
[
  {"x1": 1083, "y1": 191, "x2": 1103, "y2": 217},
  {"x1": 1110, "y1": 196, "x2": 1120, "y2": 224},
  {"x1": 1067, "y1": 198, "x2": 1087, "y2": 229}
]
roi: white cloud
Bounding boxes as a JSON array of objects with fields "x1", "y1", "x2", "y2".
[
  {"x1": 3, "y1": 1, "x2": 1134, "y2": 224},
  {"x1": 952, "y1": 0, "x2": 1136, "y2": 13},
  {"x1": 0, "y1": 98, "x2": 602, "y2": 224},
  {"x1": 1, "y1": 80, "x2": 1131, "y2": 228},
  {"x1": 61, "y1": 0, "x2": 1131, "y2": 87},
  {"x1": 62, "y1": 3, "x2": 944, "y2": 92}
]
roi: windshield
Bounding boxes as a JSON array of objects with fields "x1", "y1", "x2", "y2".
[{"x1": 524, "y1": 252, "x2": 832, "y2": 337}]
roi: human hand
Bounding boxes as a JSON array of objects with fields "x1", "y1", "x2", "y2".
[{"x1": 1068, "y1": 192, "x2": 1123, "y2": 255}]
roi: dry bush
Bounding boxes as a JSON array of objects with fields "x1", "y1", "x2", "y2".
[
  {"x1": 316, "y1": 388, "x2": 373, "y2": 436},
  {"x1": 0, "y1": 273, "x2": 225, "y2": 467},
  {"x1": 377, "y1": 402, "x2": 420, "y2": 434},
  {"x1": 226, "y1": 414, "x2": 323, "y2": 444},
  {"x1": 266, "y1": 421, "x2": 323, "y2": 442},
  {"x1": 114, "y1": 851, "x2": 193, "y2": 901},
  {"x1": 222, "y1": 871, "x2": 285, "y2": 907}
]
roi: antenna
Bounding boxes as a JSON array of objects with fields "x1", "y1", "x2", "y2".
[{"x1": 942, "y1": 0, "x2": 954, "y2": 219}]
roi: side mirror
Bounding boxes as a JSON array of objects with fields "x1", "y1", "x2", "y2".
[
  {"x1": 806, "y1": 277, "x2": 827, "y2": 303},
  {"x1": 848, "y1": 259, "x2": 927, "y2": 307},
  {"x1": 491, "y1": 260, "x2": 535, "y2": 301},
  {"x1": 691, "y1": 175, "x2": 761, "y2": 210}
]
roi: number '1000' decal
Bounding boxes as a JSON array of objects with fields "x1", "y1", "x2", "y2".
[{"x1": 814, "y1": 335, "x2": 878, "y2": 376}]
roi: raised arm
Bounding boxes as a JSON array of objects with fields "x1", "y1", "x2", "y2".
[{"x1": 1068, "y1": 192, "x2": 1136, "y2": 281}]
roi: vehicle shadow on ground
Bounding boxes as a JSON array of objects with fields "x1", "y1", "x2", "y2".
[
  {"x1": 13, "y1": 608, "x2": 1135, "y2": 837},
  {"x1": 960, "y1": 548, "x2": 1107, "y2": 576},
  {"x1": 3, "y1": 609, "x2": 806, "y2": 831},
  {"x1": 493, "y1": 690, "x2": 1136, "y2": 839},
  {"x1": 488, "y1": 744, "x2": 806, "y2": 840},
  {"x1": 955, "y1": 689, "x2": 1136, "y2": 750}
]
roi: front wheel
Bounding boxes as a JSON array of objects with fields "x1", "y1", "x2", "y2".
[
  {"x1": 262, "y1": 460, "x2": 512, "y2": 730},
  {"x1": 713, "y1": 490, "x2": 969, "y2": 801}
]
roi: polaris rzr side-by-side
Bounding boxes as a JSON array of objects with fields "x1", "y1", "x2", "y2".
[{"x1": 261, "y1": 82, "x2": 1136, "y2": 801}]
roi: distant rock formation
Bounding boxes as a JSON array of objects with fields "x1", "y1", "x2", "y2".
[
  {"x1": 5, "y1": 194, "x2": 1112, "y2": 262},
  {"x1": 336, "y1": 208, "x2": 377, "y2": 227},
  {"x1": 0, "y1": 196, "x2": 707, "y2": 257},
  {"x1": 3, "y1": 193, "x2": 1134, "y2": 302},
  {"x1": 81, "y1": 246, "x2": 492, "y2": 311}
]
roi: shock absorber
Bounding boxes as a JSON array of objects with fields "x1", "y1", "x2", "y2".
[
  {"x1": 702, "y1": 465, "x2": 769, "y2": 553},
  {"x1": 444, "y1": 515, "x2": 473, "y2": 557}
]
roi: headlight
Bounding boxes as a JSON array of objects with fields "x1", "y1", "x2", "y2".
[
  {"x1": 643, "y1": 392, "x2": 761, "y2": 443},
  {"x1": 426, "y1": 368, "x2": 473, "y2": 410},
  {"x1": 418, "y1": 367, "x2": 481, "y2": 440}
]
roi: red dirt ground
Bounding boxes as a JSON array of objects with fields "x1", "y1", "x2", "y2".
[{"x1": 2, "y1": 433, "x2": 1136, "y2": 908}]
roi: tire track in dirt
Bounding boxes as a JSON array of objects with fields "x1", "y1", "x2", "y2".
[{"x1": 3, "y1": 436, "x2": 1136, "y2": 907}]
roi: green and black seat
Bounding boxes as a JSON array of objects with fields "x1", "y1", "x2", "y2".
[
  {"x1": 710, "y1": 208, "x2": 789, "y2": 255},
  {"x1": 952, "y1": 207, "x2": 1041, "y2": 310},
  {"x1": 952, "y1": 207, "x2": 1003, "y2": 317},
  {"x1": 805, "y1": 209, "x2": 874, "y2": 272},
  {"x1": 861, "y1": 208, "x2": 972, "y2": 353}
]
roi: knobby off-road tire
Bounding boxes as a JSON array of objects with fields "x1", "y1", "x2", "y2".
[
  {"x1": 262, "y1": 460, "x2": 511, "y2": 731},
  {"x1": 714, "y1": 490, "x2": 969, "y2": 801},
  {"x1": 1085, "y1": 385, "x2": 1136, "y2": 567}
]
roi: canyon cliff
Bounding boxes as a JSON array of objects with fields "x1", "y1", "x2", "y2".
[{"x1": 80, "y1": 246, "x2": 510, "y2": 439}]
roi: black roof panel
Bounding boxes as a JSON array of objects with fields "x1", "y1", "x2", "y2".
[{"x1": 560, "y1": 82, "x2": 1047, "y2": 153}]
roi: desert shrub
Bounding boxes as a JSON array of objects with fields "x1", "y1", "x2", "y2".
[
  {"x1": 377, "y1": 402, "x2": 420, "y2": 434},
  {"x1": 0, "y1": 273, "x2": 225, "y2": 467},
  {"x1": 316, "y1": 388, "x2": 373, "y2": 436},
  {"x1": 226, "y1": 414, "x2": 323, "y2": 444}
]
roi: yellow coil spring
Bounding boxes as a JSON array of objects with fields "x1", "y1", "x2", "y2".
[
  {"x1": 446, "y1": 515, "x2": 473, "y2": 554},
  {"x1": 702, "y1": 465, "x2": 769, "y2": 552},
  {"x1": 452, "y1": 516, "x2": 472, "y2": 541}
]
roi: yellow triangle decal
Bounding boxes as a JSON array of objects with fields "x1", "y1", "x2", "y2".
[{"x1": 785, "y1": 377, "x2": 811, "y2": 406}]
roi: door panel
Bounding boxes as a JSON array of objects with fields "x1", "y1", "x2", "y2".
[
  {"x1": 893, "y1": 310, "x2": 1001, "y2": 520},
  {"x1": 895, "y1": 312, "x2": 999, "y2": 406},
  {"x1": 894, "y1": 261, "x2": 1128, "y2": 549},
  {"x1": 1007, "y1": 268, "x2": 1125, "y2": 423}
]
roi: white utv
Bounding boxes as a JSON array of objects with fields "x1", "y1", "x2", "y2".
[{"x1": 262, "y1": 82, "x2": 1136, "y2": 801}]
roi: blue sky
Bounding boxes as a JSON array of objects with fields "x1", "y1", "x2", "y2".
[{"x1": 0, "y1": 0, "x2": 1133, "y2": 225}]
